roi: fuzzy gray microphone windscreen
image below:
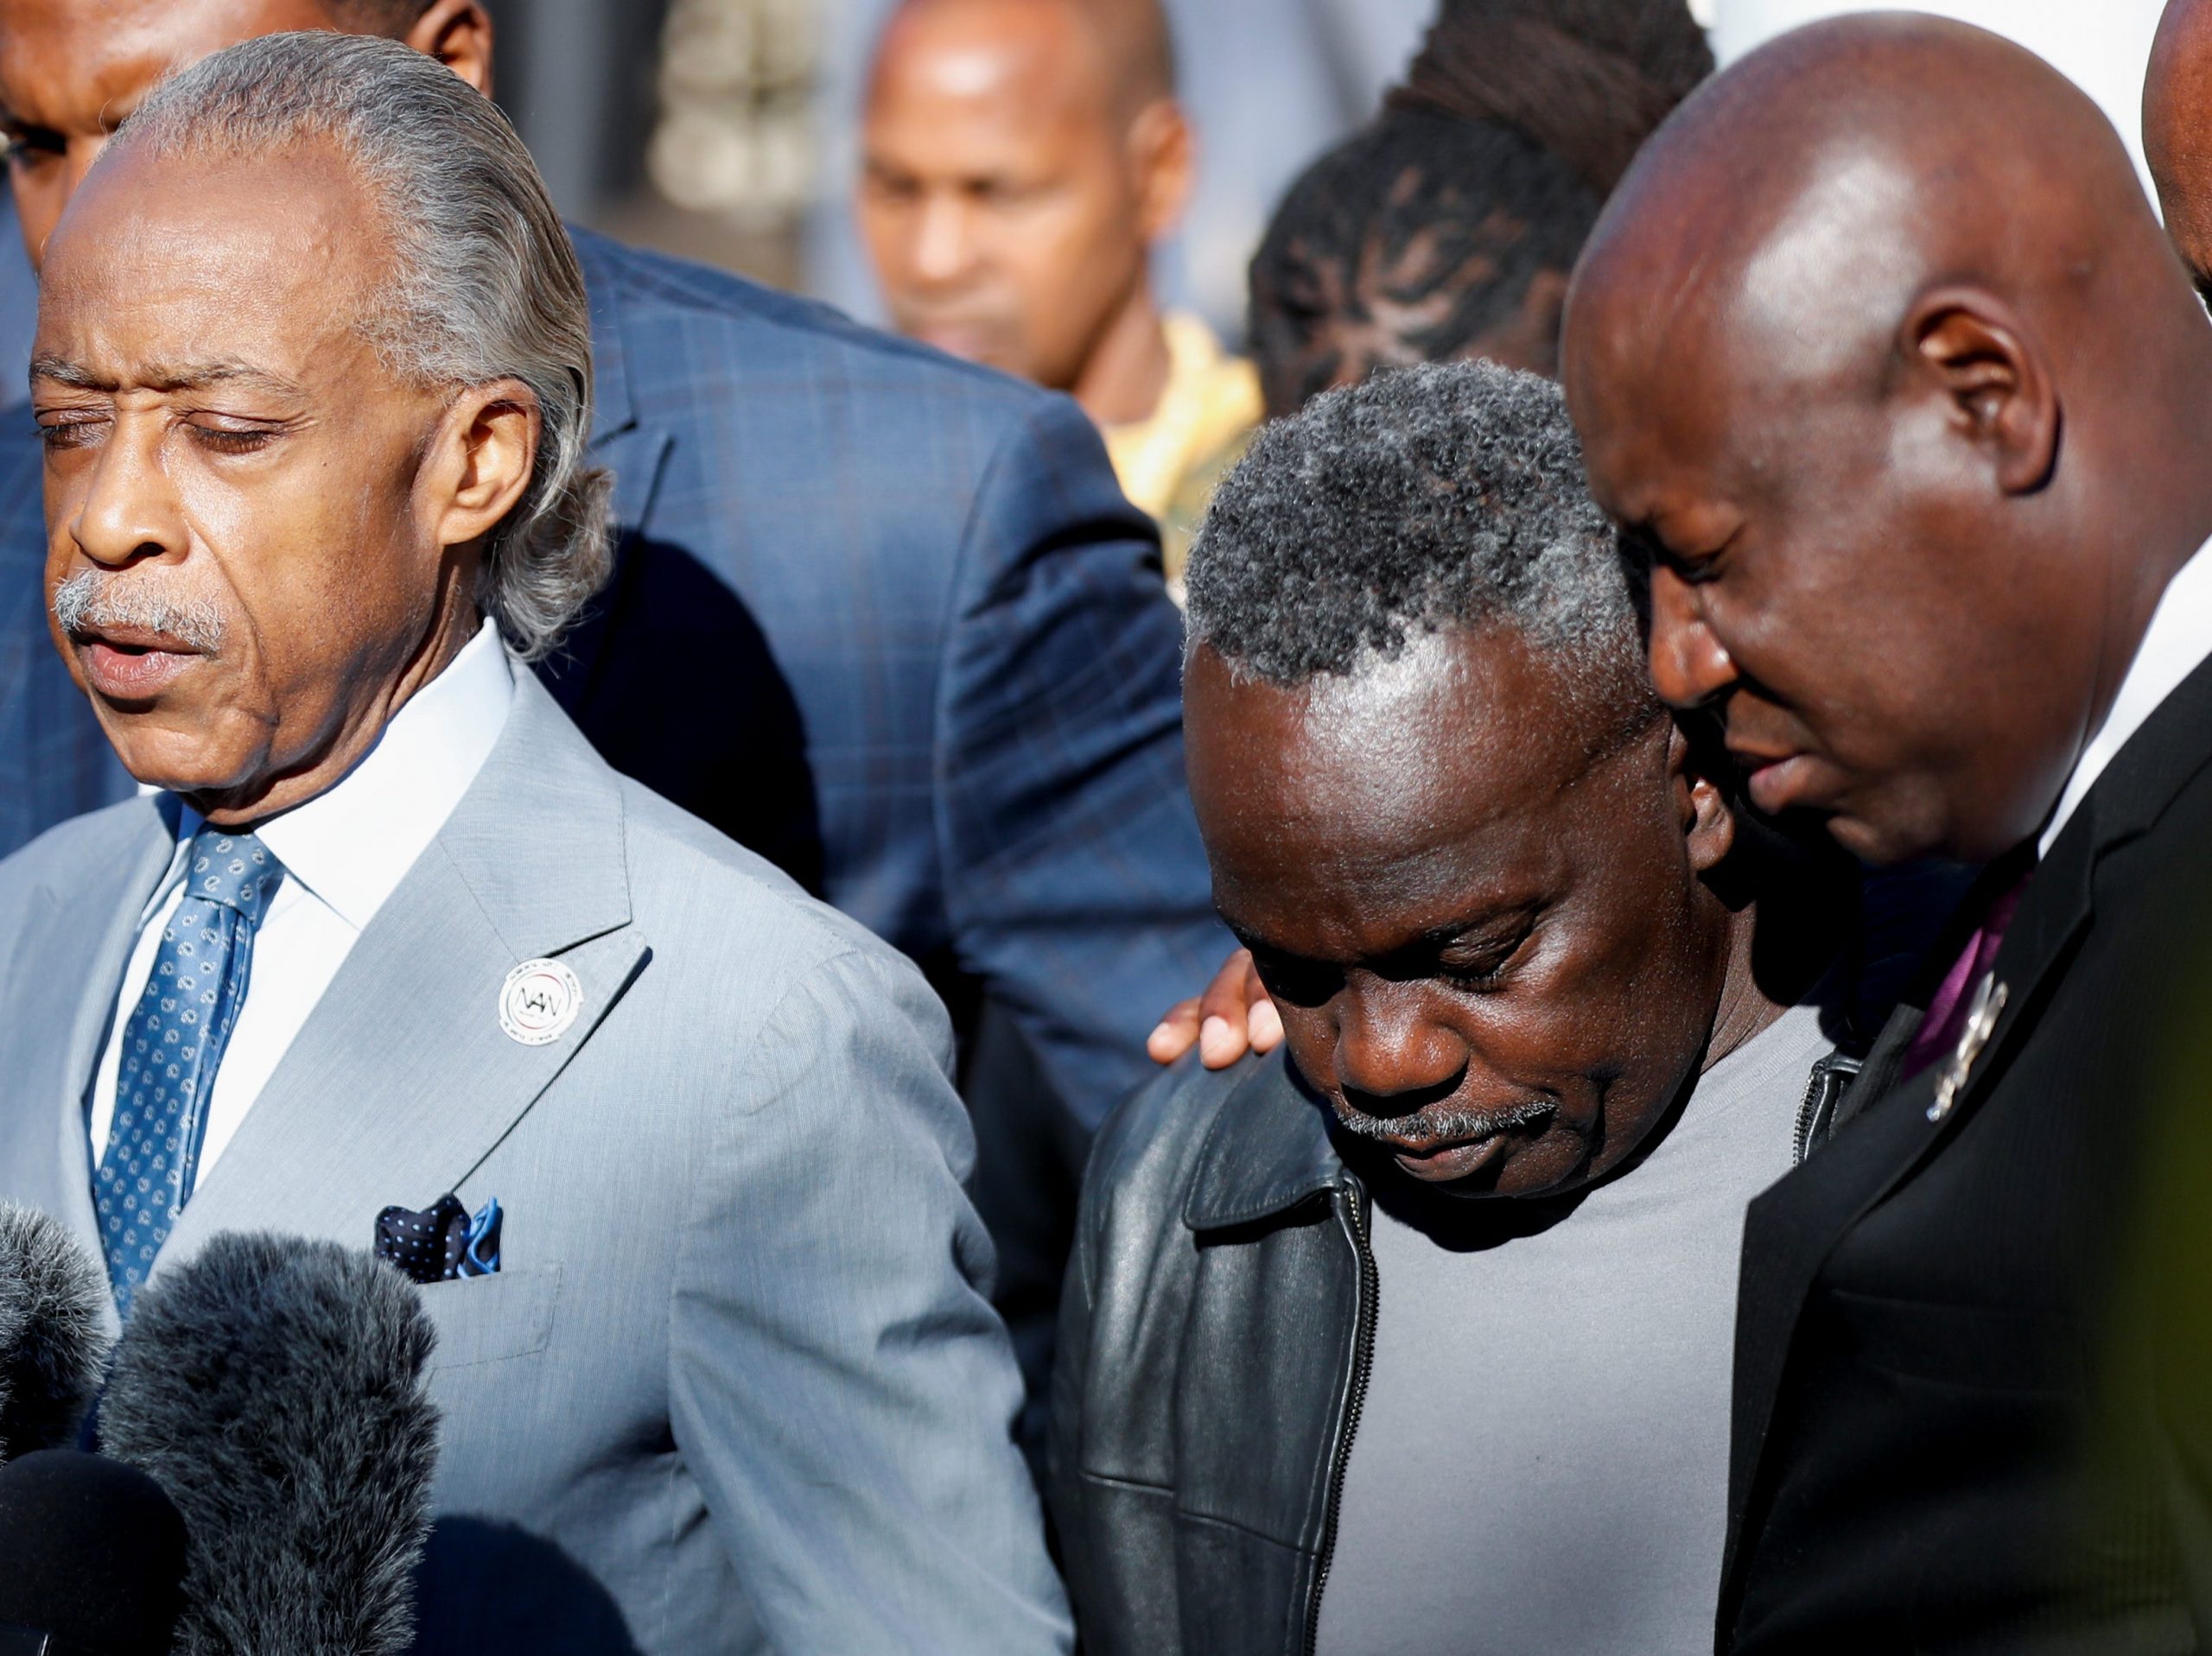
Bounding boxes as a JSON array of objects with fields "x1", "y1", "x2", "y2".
[
  {"x1": 100, "y1": 1233, "x2": 441, "y2": 1656},
  {"x1": 0, "y1": 1201, "x2": 111, "y2": 1463}
]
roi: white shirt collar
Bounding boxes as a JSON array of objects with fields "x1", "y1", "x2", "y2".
[
  {"x1": 2039, "y1": 536, "x2": 2212, "y2": 857},
  {"x1": 166, "y1": 619, "x2": 515, "y2": 930}
]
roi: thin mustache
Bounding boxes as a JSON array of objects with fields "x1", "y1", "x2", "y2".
[
  {"x1": 51, "y1": 569, "x2": 226, "y2": 653},
  {"x1": 1331, "y1": 1096, "x2": 1556, "y2": 1145}
]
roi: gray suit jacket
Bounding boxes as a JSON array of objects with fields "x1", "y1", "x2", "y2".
[{"x1": 0, "y1": 673, "x2": 1072, "y2": 1656}]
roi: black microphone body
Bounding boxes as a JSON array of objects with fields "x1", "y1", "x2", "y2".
[
  {"x1": 0, "y1": 1447, "x2": 186, "y2": 1656},
  {"x1": 0, "y1": 1204, "x2": 110, "y2": 1463},
  {"x1": 100, "y1": 1233, "x2": 440, "y2": 1656}
]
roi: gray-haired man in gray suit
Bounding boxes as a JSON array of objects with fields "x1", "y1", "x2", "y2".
[{"x1": 0, "y1": 30, "x2": 1069, "y2": 1655}]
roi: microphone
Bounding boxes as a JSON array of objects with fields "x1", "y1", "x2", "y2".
[
  {"x1": 0, "y1": 1203, "x2": 111, "y2": 1464},
  {"x1": 99, "y1": 1233, "x2": 441, "y2": 1656},
  {"x1": 0, "y1": 1448, "x2": 185, "y2": 1656}
]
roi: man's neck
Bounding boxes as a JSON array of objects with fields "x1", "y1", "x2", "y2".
[
  {"x1": 1071, "y1": 278, "x2": 1173, "y2": 429},
  {"x1": 1703, "y1": 900, "x2": 1789, "y2": 1073},
  {"x1": 195, "y1": 592, "x2": 483, "y2": 828},
  {"x1": 2081, "y1": 365, "x2": 2212, "y2": 746},
  {"x1": 2084, "y1": 523, "x2": 2208, "y2": 746}
]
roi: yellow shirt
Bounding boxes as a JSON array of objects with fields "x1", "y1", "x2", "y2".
[{"x1": 1102, "y1": 312, "x2": 1264, "y2": 599}]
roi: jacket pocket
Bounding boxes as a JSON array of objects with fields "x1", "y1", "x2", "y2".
[{"x1": 416, "y1": 1265, "x2": 563, "y2": 1373}]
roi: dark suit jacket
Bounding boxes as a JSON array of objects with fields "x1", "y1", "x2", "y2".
[
  {"x1": 0, "y1": 226, "x2": 1225, "y2": 1127},
  {"x1": 1721, "y1": 654, "x2": 2212, "y2": 1654}
]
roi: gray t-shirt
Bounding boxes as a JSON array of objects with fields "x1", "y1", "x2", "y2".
[{"x1": 1313, "y1": 1005, "x2": 1830, "y2": 1656}]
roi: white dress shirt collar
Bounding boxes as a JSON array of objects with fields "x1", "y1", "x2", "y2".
[
  {"x1": 92, "y1": 619, "x2": 518, "y2": 1183},
  {"x1": 2040, "y1": 536, "x2": 2212, "y2": 858},
  {"x1": 170, "y1": 618, "x2": 515, "y2": 927}
]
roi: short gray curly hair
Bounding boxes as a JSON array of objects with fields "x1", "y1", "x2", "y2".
[
  {"x1": 1185, "y1": 358, "x2": 1654, "y2": 725},
  {"x1": 111, "y1": 31, "x2": 611, "y2": 661}
]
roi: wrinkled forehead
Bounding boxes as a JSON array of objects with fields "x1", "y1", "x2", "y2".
[
  {"x1": 1189, "y1": 630, "x2": 1649, "y2": 860},
  {"x1": 36, "y1": 139, "x2": 385, "y2": 384},
  {"x1": 1189, "y1": 634, "x2": 1671, "y2": 956}
]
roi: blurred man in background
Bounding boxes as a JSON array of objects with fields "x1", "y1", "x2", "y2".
[
  {"x1": 812, "y1": 0, "x2": 1433, "y2": 340},
  {"x1": 1249, "y1": 0, "x2": 1712, "y2": 413},
  {"x1": 858, "y1": 0, "x2": 1261, "y2": 586}
]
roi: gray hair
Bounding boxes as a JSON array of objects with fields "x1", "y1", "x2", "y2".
[
  {"x1": 1185, "y1": 358, "x2": 1654, "y2": 726},
  {"x1": 109, "y1": 31, "x2": 611, "y2": 661}
]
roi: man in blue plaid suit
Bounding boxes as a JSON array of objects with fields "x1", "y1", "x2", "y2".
[
  {"x1": 0, "y1": 424, "x2": 126, "y2": 853},
  {"x1": 0, "y1": 0, "x2": 1224, "y2": 1132}
]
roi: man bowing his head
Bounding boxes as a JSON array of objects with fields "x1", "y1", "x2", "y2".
[
  {"x1": 1564, "y1": 15, "x2": 2212, "y2": 1653},
  {"x1": 0, "y1": 30, "x2": 1069, "y2": 1656}
]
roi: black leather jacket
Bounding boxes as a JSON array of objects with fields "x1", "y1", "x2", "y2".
[
  {"x1": 1046, "y1": 1044, "x2": 1866, "y2": 1655},
  {"x1": 1048, "y1": 1050, "x2": 1372, "y2": 1656}
]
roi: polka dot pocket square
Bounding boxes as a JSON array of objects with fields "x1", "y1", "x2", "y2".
[{"x1": 374, "y1": 1194, "x2": 502, "y2": 1284}]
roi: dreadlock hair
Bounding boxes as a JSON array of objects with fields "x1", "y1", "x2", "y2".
[
  {"x1": 1249, "y1": 0, "x2": 1712, "y2": 415},
  {"x1": 1390, "y1": 0, "x2": 1713, "y2": 197}
]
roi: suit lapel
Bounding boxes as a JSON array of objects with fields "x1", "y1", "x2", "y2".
[
  {"x1": 156, "y1": 677, "x2": 650, "y2": 1266},
  {"x1": 1720, "y1": 1019, "x2": 1939, "y2": 1604},
  {"x1": 1811, "y1": 667, "x2": 2181, "y2": 1229},
  {"x1": 551, "y1": 227, "x2": 677, "y2": 717},
  {"x1": 1719, "y1": 846, "x2": 2096, "y2": 1615},
  {"x1": 1722, "y1": 655, "x2": 2212, "y2": 1608},
  {"x1": 575, "y1": 225, "x2": 674, "y2": 547}
]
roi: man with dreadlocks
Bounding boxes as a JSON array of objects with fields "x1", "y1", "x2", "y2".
[
  {"x1": 1246, "y1": 0, "x2": 1711, "y2": 416},
  {"x1": 1051, "y1": 360, "x2": 1843, "y2": 1656}
]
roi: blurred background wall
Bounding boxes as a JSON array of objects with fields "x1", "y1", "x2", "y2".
[
  {"x1": 482, "y1": 0, "x2": 809, "y2": 290},
  {"x1": 1708, "y1": 0, "x2": 2166, "y2": 191}
]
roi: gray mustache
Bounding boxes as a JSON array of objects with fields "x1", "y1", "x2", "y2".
[
  {"x1": 1331, "y1": 1095, "x2": 1556, "y2": 1145},
  {"x1": 51, "y1": 569, "x2": 226, "y2": 653}
]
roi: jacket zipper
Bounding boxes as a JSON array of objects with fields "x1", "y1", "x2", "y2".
[
  {"x1": 1790, "y1": 1051, "x2": 1865, "y2": 1166},
  {"x1": 1302, "y1": 1179, "x2": 1378, "y2": 1656},
  {"x1": 1791, "y1": 1060, "x2": 1826, "y2": 1165}
]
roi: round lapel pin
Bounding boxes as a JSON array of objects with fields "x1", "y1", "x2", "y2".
[{"x1": 499, "y1": 958, "x2": 583, "y2": 1047}]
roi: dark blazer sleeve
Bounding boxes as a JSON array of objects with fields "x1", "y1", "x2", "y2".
[{"x1": 933, "y1": 393, "x2": 1230, "y2": 1128}]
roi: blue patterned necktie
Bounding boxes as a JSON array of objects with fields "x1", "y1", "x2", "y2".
[{"x1": 95, "y1": 828, "x2": 284, "y2": 1312}]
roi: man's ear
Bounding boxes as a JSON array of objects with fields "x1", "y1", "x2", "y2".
[
  {"x1": 1904, "y1": 290, "x2": 2059, "y2": 496},
  {"x1": 1669, "y1": 720, "x2": 1738, "y2": 875},
  {"x1": 1128, "y1": 99, "x2": 1194, "y2": 244},
  {"x1": 404, "y1": 0, "x2": 495, "y2": 98},
  {"x1": 425, "y1": 381, "x2": 537, "y2": 555}
]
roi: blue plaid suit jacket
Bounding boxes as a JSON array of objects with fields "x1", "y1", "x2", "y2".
[
  {"x1": 0, "y1": 228, "x2": 1223, "y2": 1126},
  {"x1": 0, "y1": 426, "x2": 130, "y2": 852}
]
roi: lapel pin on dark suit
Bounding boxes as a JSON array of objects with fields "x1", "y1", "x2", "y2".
[{"x1": 1929, "y1": 974, "x2": 2008, "y2": 1124}]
